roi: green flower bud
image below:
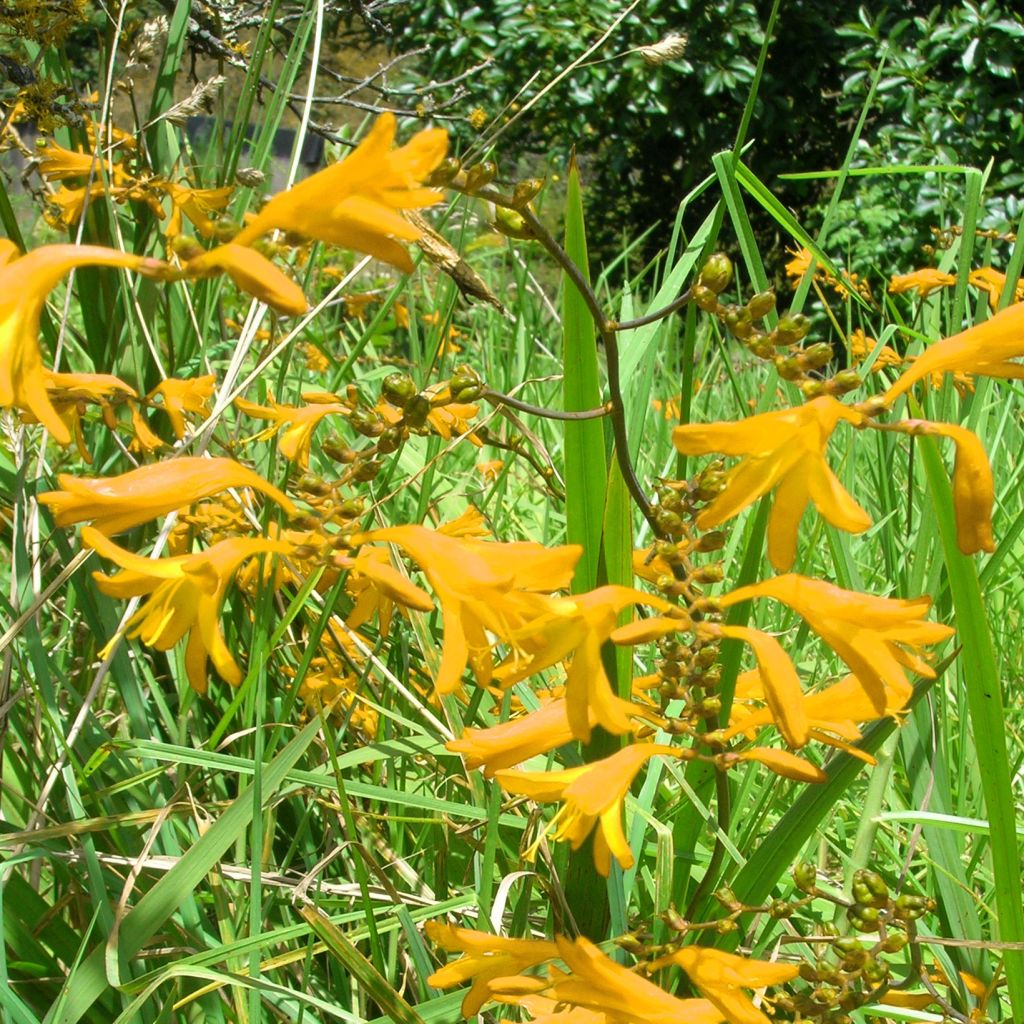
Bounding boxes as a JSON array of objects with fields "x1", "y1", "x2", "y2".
[
  {"x1": 656, "y1": 509, "x2": 685, "y2": 536},
  {"x1": 802, "y1": 342, "x2": 834, "y2": 369},
  {"x1": 723, "y1": 306, "x2": 754, "y2": 340},
  {"x1": 847, "y1": 903, "x2": 882, "y2": 932},
  {"x1": 696, "y1": 530, "x2": 726, "y2": 552},
  {"x1": 323, "y1": 437, "x2": 358, "y2": 462},
  {"x1": 494, "y1": 205, "x2": 534, "y2": 240},
  {"x1": 381, "y1": 372, "x2": 417, "y2": 406},
  {"x1": 713, "y1": 886, "x2": 738, "y2": 907},
  {"x1": 376, "y1": 426, "x2": 403, "y2": 453},
  {"x1": 353, "y1": 459, "x2": 383, "y2": 482},
  {"x1": 402, "y1": 394, "x2": 431, "y2": 429},
  {"x1": 793, "y1": 861, "x2": 817, "y2": 892},
  {"x1": 692, "y1": 284, "x2": 720, "y2": 312},
  {"x1": 337, "y1": 498, "x2": 365, "y2": 518},
  {"x1": 775, "y1": 355, "x2": 804, "y2": 381},
  {"x1": 768, "y1": 899, "x2": 792, "y2": 919},
  {"x1": 512, "y1": 177, "x2": 544, "y2": 207},
  {"x1": 893, "y1": 894, "x2": 934, "y2": 921},
  {"x1": 747, "y1": 289, "x2": 777, "y2": 319},
  {"x1": 427, "y1": 157, "x2": 462, "y2": 187},
  {"x1": 774, "y1": 313, "x2": 811, "y2": 346},
  {"x1": 349, "y1": 407, "x2": 384, "y2": 437},
  {"x1": 691, "y1": 564, "x2": 724, "y2": 584},
  {"x1": 852, "y1": 869, "x2": 890, "y2": 908},
  {"x1": 464, "y1": 160, "x2": 497, "y2": 192},
  {"x1": 699, "y1": 253, "x2": 733, "y2": 294},
  {"x1": 830, "y1": 369, "x2": 862, "y2": 394}
]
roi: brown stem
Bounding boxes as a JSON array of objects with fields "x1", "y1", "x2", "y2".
[
  {"x1": 611, "y1": 290, "x2": 693, "y2": 332},
  {"x1": 482, "y1": 389, "x2": 612, "y2": 421}
]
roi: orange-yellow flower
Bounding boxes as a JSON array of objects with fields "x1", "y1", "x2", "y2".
[
  {"x1": 38, "y1": 456, "x2": 296, "y2": 534},
  {"x1": 233, "y1": 113, "x2": 448, "y2": 271},
  {"x1": 84, "y1": 527, "x2": 292, "y2": 692},
  {"x1": 672, "y1": 397, "x2": 870, "y2": 571},
  {"x1": 888, "y1": 268, "x2": 955, "y2": 298},
  {"x1": 898, "y1": 419, "x2": 995, "y2": 554},
  {"x1": 720, "y1": 575, "x2": 953, "y2": 715},
  {"x1": 158, "y1": 181, "x2": 233, "y2": 239},
  {"x1": 147, "y1": 375, "x2": 216, "y2": 439},
  {"x1": 968, "y1": 266, "x2": 1024, "y2": 311},
  {"x1": 495, "y1": 743, "x2": 683, "y2": 875},
  {"x1": 352, "y1": 522, "x2": 580, "y2": 695},
  {"x1": 650, "y1": 946, "x2": 798, "y2": 1024},
  {"x1": 884, "y1": 301, "x2": 1024, "y2": 403},
  {"x1": 725, "y1": 670, "x2": 910, "y2": 763},
  {"x1": 784, "y1": 247, "x2": 812, "y2": 280},
  {"x1": 496, "y1": 585, "x2": 677, "y2": 742},
  {"x1": 235, "y1": 394, "x2": 349, "y2": 468},
  {"x1": 548, "y1": 936, "x2": 721, "y2": 1024},
  {"x1": 183, "y1": 243, "x2": 308, "y2": 316},
  {"x1": 424, "y1": 920, "x2": 558, "y2": 1016},
  {"x1": 0, "y1": 241, "x2": 157, "y2": 443},
  {"x1": 37, "y1": 140, "x2": 120, "y2": 183},
  {"x1": 37, "y1": 370, "x2": 137, "y2": 460},
  {"x1": 336, "y1": 543, "x2": 435, "y2": 633}
]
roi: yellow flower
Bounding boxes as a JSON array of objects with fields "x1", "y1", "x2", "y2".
[
  {"x1": 672, "y1": 397, "x2": 870, "y2": 571},
  {"x1": 0, "y1": 241, "x2": 157, "y2": 443},
  {"x1": 496, "y1": 994, "x2": 606, "y2": 1024},
  {"x1": 496, "y1": 585, "x2": 676, "y2": 742},
  {"x1": 336, "y1": 543, "x2": 435, "y2": 633},
  {"x1": 650, "y1": 946, "x2": 798, "y2": 1024},
  {"x1": 424, "y1": 920, "x2": 558, "y2": 1016},
  {"x1": 235, "y1": 394, "x2": 349, "y2": 468},
  {"x1": 83, "y1": 527, "x2": 291, "y2": 692},
  {"x1": 720, "y1": 575, "x2": 954, "y2": 714},
  {"x1": 495, "y1": 743, "x2": 682, "y2": 875},
  {"x1": 233, "y1": 113, "x2": 448, "y2": 271},
  {"x1": 37, "y1": 140, "x2": 118, "y2": 183},
  {"x1": 36, "y1": 370, "x2": 136, "y2": 461},
  {"x1": 725, "y1": 669, "x2": 909, "y2": 764},
  {"x1": 898, "y1": 419, "x2": 994, "y2": 554},
  {"x1": 884, "y1": 301, "x2": 1024, "y2": 403},
  {"x1": 183, "y1": 243, "x2": 308, "y2": 316},
  {"x1": 448, "y1": 694, "x2": 658, "y2": 778},
  {"x1": 157, "y1": 181, "x2": 233, "y2": 239},
  {"x1": 475, "y1": 458, "x2": 504, "y2": 481},
  {"x1": 38, "y1": 456, "x2": 296, "y2": 535},
  {"x1": 734, "y1": 747, "x2": 826, "y2": 783},
  {"x1": 352, "y1": 523, "x2": 580, "y2": 695},
  {"x1": 146, "y1": 374, "x2": 216, "y2": 439},
  {"x1": 888, "y1": 268, "x2": 956, "y2": 298},
  {"x1": 784, "y1": 247, "x2": 812, "y2": 280},
  {"x1": 547, "y1": 936, "x2": 722, "y2": 1024}
]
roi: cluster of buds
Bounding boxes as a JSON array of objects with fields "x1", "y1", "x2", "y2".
[
  {"x1": 430, "y1": 157, "x2": 546, "y2": 239},
  {"x1": 693, "y1": 254, "x2": 863, "y2": 398}
]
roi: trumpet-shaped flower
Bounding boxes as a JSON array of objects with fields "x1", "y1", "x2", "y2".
[
  {"x1": 673, "y1": 397, "x2": 870, "y2": 571},
  {"x1": 147, "y1": 375, "x2": 216, "y2": 439},
  {"x1": 0, "y1": 241, "x2": 157, "y2": 443},
  {"x1": 884, "y1": 301, "x2": 1024, "y2": 403},
  {"x1": 183, "y1": 243, "x2": 308, "y2": 316},
  {"x1": 38, "y1": 456, "x2": 296, "y2": 534},
  {"x1": 968, "y1": 267, "x2": 1024, "y2": 311},
  {"x1": 547, "y1": 937, "x2": 722, "y2": 1024},
  {"x1": 233, "y1": 113, "x2": 448, "y2": 271},
  {"x1": 888, "y1": 268, "x2": 955, "y2": 298},
  {"x1": 495, "y1": 585, "x2": 677, "y2": 742},
  {"x1": 235, "y1": 394, "x2": 348, "y2": 467},
  {"x1": 495, "y1": 743, "x2": 682, "y2": 875},
  {"x1": 352, "y1": 522, "x2": 580, "y2": 695},
  {"x1": 725, "y1": 670, "x2": 910, "y2": 764},
  {"x1": 84, "y1": 527, "x2": 292, "y2": 692},
  {"x1": 158, "y1": 181, "x2": 233, "y2": 239},
  {"x1": 424, "y1": 920, "x2": 558, "y2": 1016},
  {"x1": 650, "y1": 946, "x2": 798, "y2": 1024},
  {"x1": 720, "y1": 575, "x2": 953, "y2": 715}
]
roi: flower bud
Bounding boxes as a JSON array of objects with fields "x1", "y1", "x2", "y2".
[
  {"x1": 768, "y1": 899, "x2": 792, "y2": 919},
  {"x1": 800, "y1": 379, "x2": 826, "y2": 398},
  {"x1": 512, "y1": 177, "x2": 544, "y2": 207},
  {"x1": 692, "y1": 284, "x2": 720, "y2": 312},
  {"x1": 337, "y1": 498, "x2": 365, "y2": 517},
  {"x1": 376, "y1": 426, "x2": 403, "y2": 453},
  {"x1": 464, "y1": 160, "x2": 497, "y2": 192},
  {"x1": 427, "y1": 157, "x2": 462, "y2": 187},
  {"x1": 723, "y1": 306, "x2": 754, "y2": 340},
  {"x1": 381, "y1": 372, "x2": 417, "y2": 406},
  {"x1": 402, "y1": 394, "x2": 431, "y2": 429},
  {"x1": 655, "y1": 509, "x2": 685, "y2": 536},
  {"x1": 297, "y1": 472, "x2": 331, "y2": 496},
  {"x1": 696, "y1": 530, "x2": 726, "y2": 552},
  {"x1": 322, "y1": 437, "x2": 358, "y2": 463},
  {"x1": 698, "y1": 253, "x2": 733, "y2": 294},
  {"x1": 747, "y1": 289, "x2": 776, "y2": 319},
  {"x1": 793, "y1": 861, "x2": 817, "y2": 892},
  {"x1": 852, "y1": 869, "x2": 889, "y2": 908},
  {"x1": 802, "y1": 342, "x2": 834, "y2": 369},
  {"x1": 829, "y1": 369, "x2": 862, "y2": 394},
  {"x1": 235, "y1": 167, "x2": 265, "y2": 187},
  {"x1": 494, "y1": 205, "x2": 533, "y2": 240},
  {"x1": 775, "y1": 355, "x2": 804, "y2": 381},
  {"x1": 893, "y1": 894, "x2": 934, "y2": 921},
  {"x1": 747, "y1": 333, "x2": 775, "y2": 359},
  {"x1": 349, "y1": 407, "x2": 384, "y2": 437},
  {"x1": 450, "y1": 364, "x2": 484, "y2": 400},
  {"x1": 352, "y1": 459, "x2": 383, "y2": 482},
  {"x1": 847, "y1": 903, "x2": 881, "y2": 932},
  {"x1": 774, "y1": 313, "x2": 811, "y2": 346}
]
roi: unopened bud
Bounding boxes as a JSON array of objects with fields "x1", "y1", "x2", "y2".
[
  {"x1": 402, "y1": 394, "x2": 431, "y2": 429},
  {"x1": 381, "y1": 372, "x2": 417, "y2": 406},
  {"x1": 512, "y1": 177, "x2": 544, "y2": 207},
  {"x1": 692, "y1": 284, "x2": 720, "y2": 312},
  {"x1": 802, "y1": 342, "x2": 834, "y2": 368},
  {"x1": 494, "y1": 205, "x2": 533, "y2": 240},
  {"x1": 349, "y1": 407, "x2": 384, "y2": 437},
  {"x1": 427, "y1": 157, "x2": 462, "y2": 187},
  {"x1": 464, "y1": 160, "x2": 497, "y2": 192},
  {"x1": 747, "y1": 289, "x2": 776, "y2": 319},
  {"x1": 829, "y1": 369, "x2": 862, "y2": 394},
  {"x1": 699, "y1": 253, "x2": 733, "y2": 294},
  {"x1": 696, "y1": 530, "x2": 726, "y2": 552},
  {"x1": 352, "y1": 459, "x2": 383, "y2": 482},
  {"x1": 235, "y1": 167, "x2": 265, "y2": 187},
  {"x1": 774, "y1": 313, "x2": 811, "y2": 346},
  {"x1": 852, "y1": 869, "x2": 889, "y2": 908}
]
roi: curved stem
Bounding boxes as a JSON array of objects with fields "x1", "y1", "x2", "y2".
[
  {"x1": 611, "y1": 290, "x2": 693, "y2": 332},
  {"x1": 482, "y1": 389, "x2": 611, "y2": 421}
]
